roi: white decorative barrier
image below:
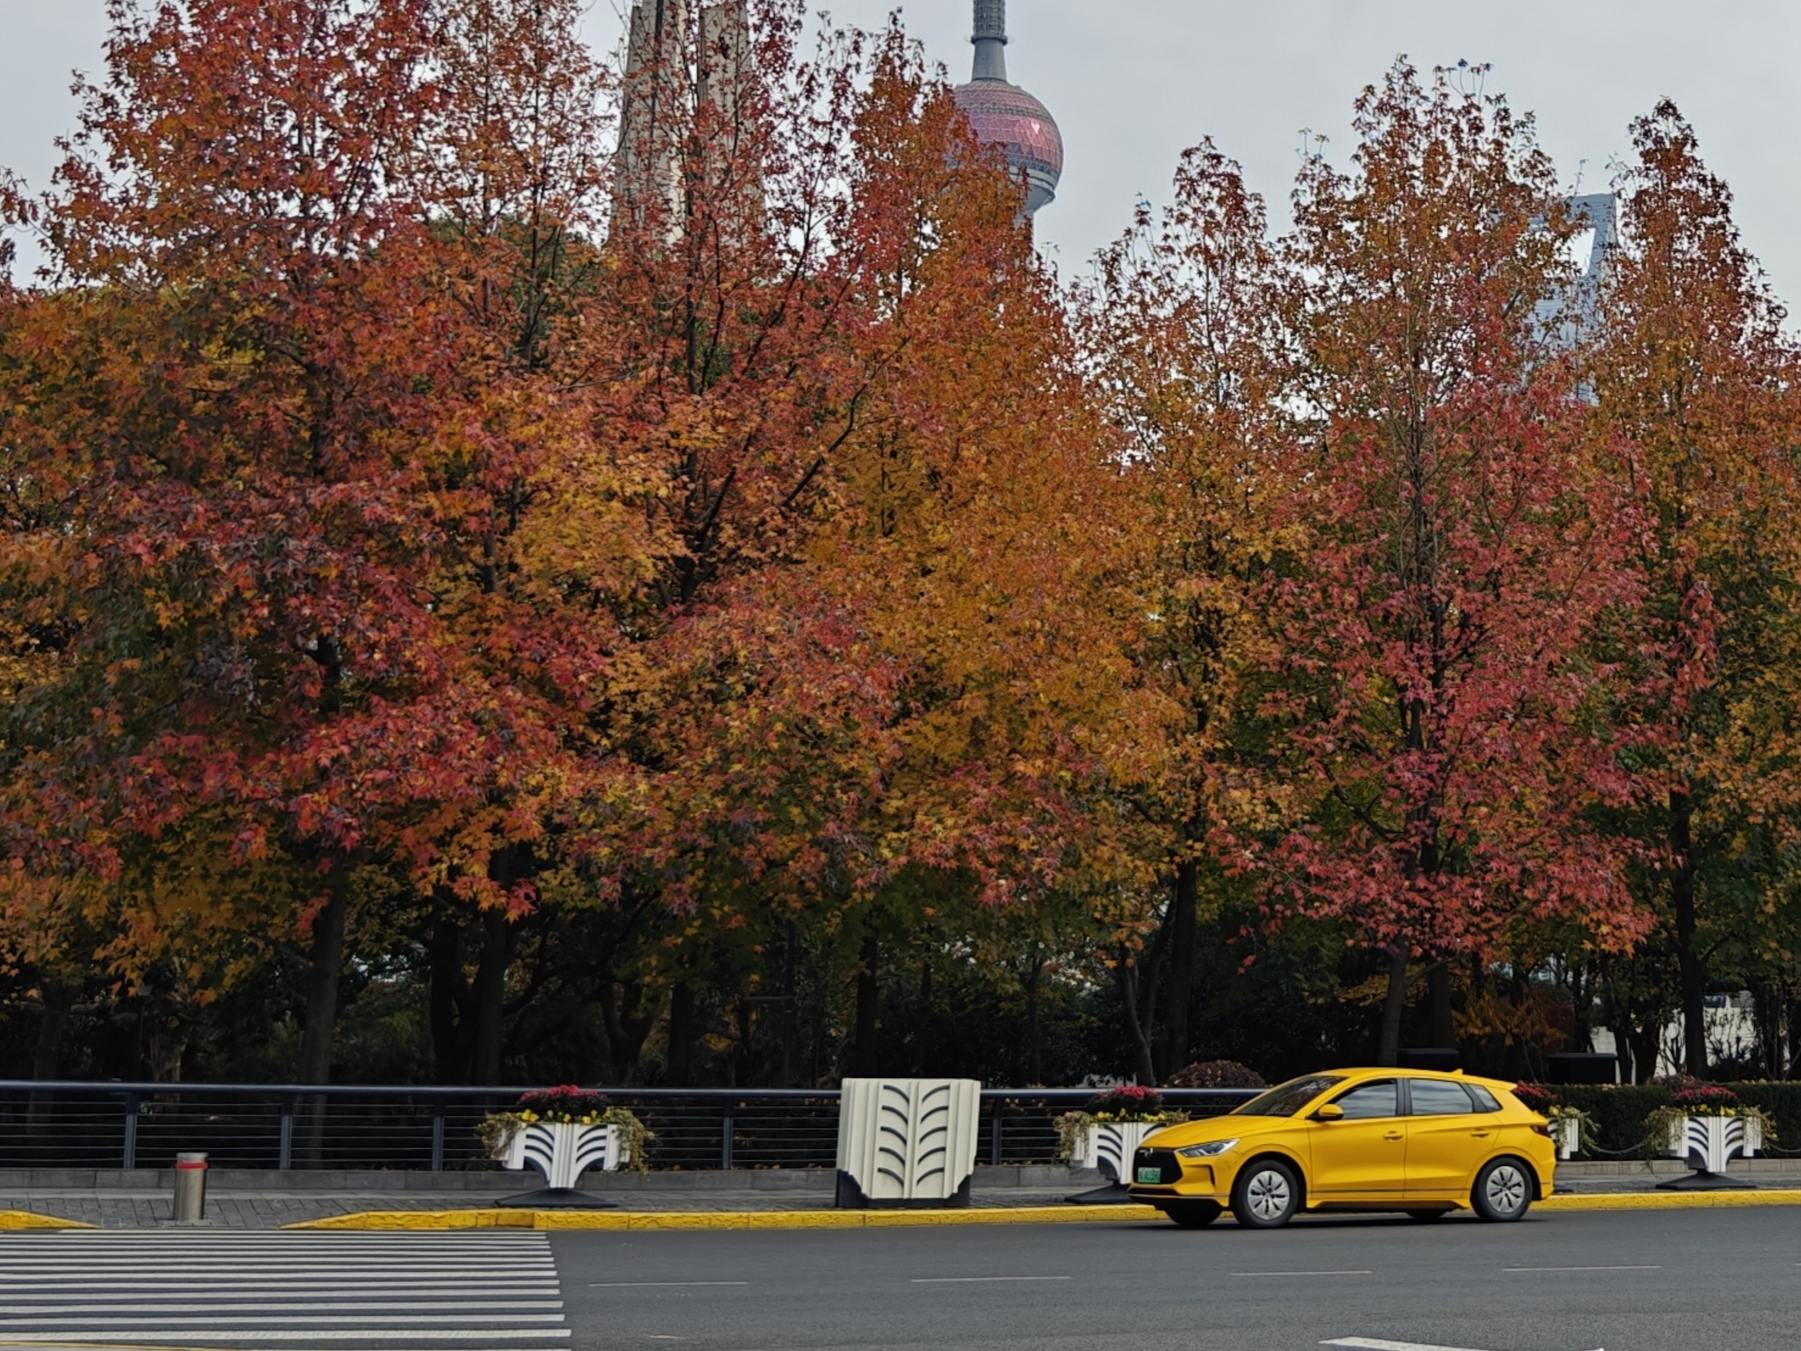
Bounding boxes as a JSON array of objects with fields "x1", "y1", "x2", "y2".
[
  {"x1": 498, "y1": 1121, "x2": 625, "y2": 1189},
  {"x1": 1069, "y1": 1121, "x2": 1161, "y2": 1182},
  {"x1": 1665, "y1": 1114, "x2": 1760, "y2": 1176},
  {"x1": 836, "y1": 1078, "x2": 981, "y2": 1208},
  {"x1": 1553, "y1": 1116, "x2": 1581, "y2": 1161}
]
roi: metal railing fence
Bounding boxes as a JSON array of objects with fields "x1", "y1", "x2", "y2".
[{"x1": 0, "y1": 1080, "x2": 1259, "y2": 1173}]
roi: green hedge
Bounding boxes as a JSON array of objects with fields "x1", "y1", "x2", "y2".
[{"x1": 1527, "y1": 1082, "x2": 1801, "y2": 1159}]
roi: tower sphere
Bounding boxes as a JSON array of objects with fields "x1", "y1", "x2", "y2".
[{"x1": 951, "y1": 0, "x2": 1062, "y2": 215}]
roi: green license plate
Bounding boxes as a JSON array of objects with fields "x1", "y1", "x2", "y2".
[{"x1": 1136, "y1": 1167, "x2": 1162, "y2": 1184}]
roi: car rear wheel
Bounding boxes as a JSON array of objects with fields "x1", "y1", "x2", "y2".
[
  {"x1": 1162, "y1": 1201, "x2": 1223, "y2": 1228},
  {"x1": 1471, "y1": 1157, "x2": 1532, "y2": 1222},
  {"x1": 1231, "y1": 1159, "x2": 1300, "y2": 1228}
]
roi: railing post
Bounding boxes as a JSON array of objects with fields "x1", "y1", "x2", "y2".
[
  {"x1": 122, "y1": 1093, "x2": 139, "y2": 1171},
  {"x1": 431, "y1": 1098, "x2": 446, "y2": 1173},
  {"x1": 989, "y1": 1100, "x2": 1003, "y2": 1166},
  {"x1": 720, "y1": 1098, "x2": 735, "y2": 1170},
  {"x1": 278, "y1": 1095, "x2": 295, "y2": 1172}
]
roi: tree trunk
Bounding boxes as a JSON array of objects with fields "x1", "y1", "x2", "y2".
[
  {"x1": 1669, "y1": 789, "x2": 1708, "y2": 1077},
  {"x1": 1377, "y1": 945, "x2": 1408, "y2": 1067},
  {"x1": 598, "y1": 977, "x2": 660, "y2": 1084},
  {"x1": 427, "y1": 914, "x2": 468, "y2": 1083},
  {"x1": 26, "y1": 980, "x2": 75, "y2": 1134},
  {"x1": 1158, "y1": 855, "x2": 1200, "y2": 1079},
  {"x1": 666, "y1": 981, "x2": 700, "y2": 1086},
  {"x1": 297, "y1": 883, "x2": 349, "y2": 1167},
  {"x1": 1427, "y1": 961, "x2": 1456, "y2": 1050},
  {"x1": 298, "y1": 886, "x2": 348, "y2": 1086},
  {"x1": 853, "y1": 918, "x2": 880, "y2": 1078},
  {"x1": 470, "y1": 906, "x2": 510, "y2": 1086},
  {"x1": 1023, "y1": 957, "x2": 1044, "y2": 1086},
  {"x1": 1118, "y1": 950, "x2": 1158, "y2": 1087},
  {"x1": 912, "y1": 954, "x2": 932, "y2": 1075},
  {"x1": 779, "y1": 922, "x2": 799, "y2": 1088},
  {"x1": 1627, "y1": 1017, "x2": 1662, "y2": 1085}
]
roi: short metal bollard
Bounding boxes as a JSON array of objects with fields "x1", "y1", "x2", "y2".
[{"x1": 173, "y1": 1152, "x2": 208, "y2": 1223}]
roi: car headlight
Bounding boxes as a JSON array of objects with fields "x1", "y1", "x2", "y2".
[{"x1": 1177, "y1": 1139, "x2": 1239, "y2": 1158}]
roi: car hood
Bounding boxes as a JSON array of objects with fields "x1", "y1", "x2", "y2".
[{"x1": 1143, "y1": 1114, "x2": 1290, "y2": 1150}]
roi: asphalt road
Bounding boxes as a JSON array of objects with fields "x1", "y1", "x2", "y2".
[{"x1": 554, "y1": 1208, "x2": 1801, "y2": 1351}]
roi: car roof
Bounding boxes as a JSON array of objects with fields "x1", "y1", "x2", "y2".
[{"x1": 1313, "y1": 1067, "x2": 1515, "y2": 1091}]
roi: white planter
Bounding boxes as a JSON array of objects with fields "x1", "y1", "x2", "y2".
[
  {"x1": 497, "y1": 1121, "x2": 624, "y2": 1189},
  {"x1": 1070, "y1": 1121, "x2": 1162, "y2": 1182},
  {"x1": 1552, "y1": 1116, "x2": 1581, "y2": 1161},
  {"x1": 1665, "y1": 1114, "x2": 1759, "y2": 1175},
  {"x1": 837, "y1": 1078, "x2": 981, "y2": 1206}
]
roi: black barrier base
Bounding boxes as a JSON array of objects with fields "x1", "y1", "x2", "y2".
[
  {"x1": 496, "y1": 1187, "x2": 619, "y2": 1209},
  {"x1": 834, "y1": 1170, "x2": 973, "y2": 1209},
  {"x1": 1654, "y1": 1170, "x2": 1754, "y2": 1191},
  {"x1": 1064, "y1": 1182, "x2": 1137, "y2": 1205}
]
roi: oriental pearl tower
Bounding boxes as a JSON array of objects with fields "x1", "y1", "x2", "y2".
[{"x1": 952, "y1": 0, "x2": 1063, "y2": 216}]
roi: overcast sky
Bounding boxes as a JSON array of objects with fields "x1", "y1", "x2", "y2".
[{"x1": 5, "y1": 1, "x2": 1798, "y2": 310}]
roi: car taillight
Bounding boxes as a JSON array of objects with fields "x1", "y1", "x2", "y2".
[{"x1": 1529, "y1": 1123, "x2": 1553, "y2": 1138}]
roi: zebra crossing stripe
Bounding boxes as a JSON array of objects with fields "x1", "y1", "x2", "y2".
[{"x1": 0, "y1": 1231, "x2": 572, "y2": 1346}]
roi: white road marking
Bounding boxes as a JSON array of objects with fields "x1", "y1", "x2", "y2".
[
  {"x1": 0, "y1": 1285, "x2": 562, "y2": 1296},
  {"x1": 1237, "y1": 1270, "x2": 1374, "y2": 1277},
  {"x1": 1321, "y1": 1340, "x2": 1495, "y2": 1351},
  {"x1": 0, "y1": 1316, "x2": 570, "y2": 1326},
  {"x1": 0, "y1": 1232, "x2": 569, "y2": 1346},
  {"x1": 0, "y1": 1331, "x2": 571, "y2": 1341},
  {"x1": 1504, "y1": 1264, "x2": 1660, "y2": 1272},
  {"x1": 0, "y1": 1303, "x2": 565, "y2": 1314},
  {"x1": 909, "y1": 1276, "x2": 1073, "y2": 1283}
]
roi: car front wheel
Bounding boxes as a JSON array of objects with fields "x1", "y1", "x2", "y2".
[
  {"x1": 1231, "y1": 1159, "x2": 1300, "y2": 1228},
  {"x1": 1471, "y1": 1157, "x2": 1533, "y2": 1222}
]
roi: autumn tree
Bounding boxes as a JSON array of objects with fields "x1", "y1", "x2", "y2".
[
  {"x1": 1081, "y1": 142, "x2": 1291, "y2": 1081},
  {"x1": 0, "y1": 0, "x2": 494, "y2": 1092},
  {"x1": 1587, "y1": 101, "x2": 1801, "y2": 1077},
  {"x1": 1254, "y1": 63, "x2": 1647, "y2": 1065}
]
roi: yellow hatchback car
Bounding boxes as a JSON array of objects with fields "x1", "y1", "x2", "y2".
[{"x1": 1128, "y1": 1068, "x2": 1555, "y2": 1228}]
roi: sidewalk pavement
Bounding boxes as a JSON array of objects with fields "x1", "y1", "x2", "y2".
[{"x1": 5, "y1": 1162, "x2": 1801, "y2": 1229}]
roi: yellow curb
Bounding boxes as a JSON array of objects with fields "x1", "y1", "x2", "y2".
[
  {"x1": 289, "y1": 1191, "x2": 1801, "y2": 1232},
  {"x1": 294, "y1": 1210, "x2": 538, "y2": 1230},
  {"x1": 290, "y1": 1204, "x2": 1167, "y2": 1232},
  {"x1": 1541, "y1": 1188, "x2": 1801, "y2": 1211},
  {"x1": 0, "y1": 1211, "x2": 94, "y2": 1230}
]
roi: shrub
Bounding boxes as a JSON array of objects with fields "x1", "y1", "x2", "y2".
[
  {"x1": 1670, "y1": 1085, "x2": 1739, "y2": 1114},
  {"x1": 1085, "y1": 1086, "x2": 1164, "y2": 1119},
  {"x1": 1512, "y1": 1082, "x2": 1557, "y2": 1114},
  {"x1": 518, "y1": 1085, "x2": 610, "y2": 1122},
  {"x1": 1166, "y1": 1060, "x2": 1267, "y2": 1089}
]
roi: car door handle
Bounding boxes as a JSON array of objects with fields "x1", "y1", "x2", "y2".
[
  {"x1": 1383, "y1": 1130, "x2": 1404, "y2": 1141},
  {"x1": 1470, "y1": 1130, "x2": 1493, "y2": 1139}
]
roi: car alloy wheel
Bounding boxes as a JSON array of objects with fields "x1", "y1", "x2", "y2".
[
  {"x1": 1232, "y1": 1159, "x2": 1299, "y2": 1228},
  {"x1": 1472, "y1": 1157, "x2": 1531, "y2": 1222}
]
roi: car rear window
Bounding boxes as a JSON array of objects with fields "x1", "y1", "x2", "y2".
[{"x1": 1231, "y1": 1075, "x2": 1344, "y2": 1117}]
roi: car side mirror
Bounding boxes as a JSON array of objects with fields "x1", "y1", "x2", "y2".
[{"x1": 1313, "y1": 1103, "x2": 1345, "y2": 1122}]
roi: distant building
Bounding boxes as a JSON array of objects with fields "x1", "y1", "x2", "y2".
[
  {"x1": 1536, "y1": 193, "x2": 1617, "y2": 351},
  {"x1": 951, "y1": 0, "x2": 1063, "y2": 217},
  {"x1": 612, "y1": 0, "x2": 753, "y2": 239}
]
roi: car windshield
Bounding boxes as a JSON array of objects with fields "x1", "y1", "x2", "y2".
[{"x1": 1231, "y1": 1075, "x2": 1345, "y2": 1117}]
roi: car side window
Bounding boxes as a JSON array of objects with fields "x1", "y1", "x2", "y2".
[
  {"x1": 1465, "y1": 1084, "x2": 1502, "y2": 1113},
  {"x1": 1408, "y1": 1079, "x2": 1477, "y2": 1116},
  {"x1": 1331, "y1": 1079, "x2": 1398, "y2": 1119}
]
